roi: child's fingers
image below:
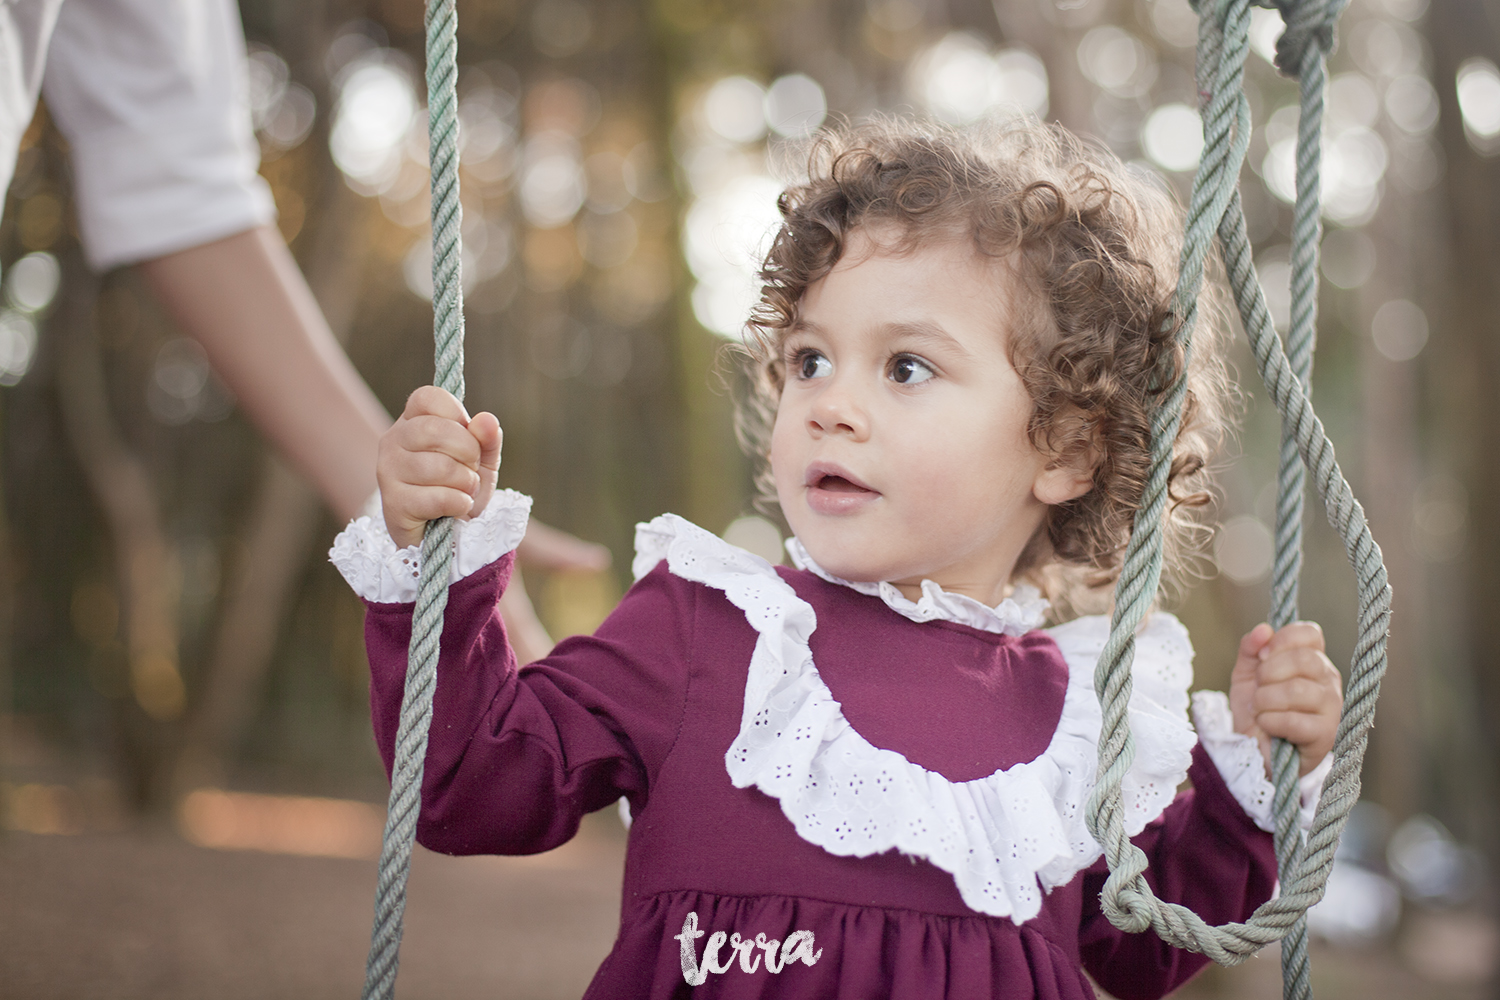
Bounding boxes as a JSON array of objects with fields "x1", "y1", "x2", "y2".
[
  {"x1": 1232, "y1": 624, "x2": 1274, "y2": 687},
  {"x1": 1229, "y1": 619, "x2": 1341, "y2": 775},
  {"x1": 1235, "y1": 623, "x2": 1274, "y2": 671},
  {"x1": 1253, "y1": 693, "x2": 1340, "y2": 770},
  {"x1": 1260, "y1": 620, "x2": 1326, "y2": 656},
  {"x1": 1252, "y1": 709, "x2": 1335, "y2": 755},
  {"x1": 377, "y1": 437, "x2": 482, "y2": 522},
  {"x1": 396, "y1": 413, "x2": 484, "y2": 469},
  {"x1": 381, "y1": 479, "x2": 478, "y2": 548},
  {"x1": 1229, "y1": 623, "x2": 1273, "y2": 735},
  {"x1": 395, "y1": 448, "x2": 483, "y2": 495},
  {"x1": 1251, "y1": 640, "x2": 1342, "y2": 772},
  {"x1": 401, "y1": 385, "x2": 470, "y2": 424},
  {"x1": 1255, "y1": 645, "x2": 1342, "y2": 691},
  {"x1": 386, "y1": 480, "x2": 479, "y2": 523},
  {"x1": 1252, "y1": 674, "x2": 1337, "y2": 715},
  {"x1": 378, "y1": 389, "x2": 500, "y2": 547}
]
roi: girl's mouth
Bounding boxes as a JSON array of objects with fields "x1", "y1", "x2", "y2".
[
  {"x1": 815, "y1": 475, "x2": 870, "y2": 493},
  {"x1": 805, "y1": 464, "x2": 879, "y2": 514}
]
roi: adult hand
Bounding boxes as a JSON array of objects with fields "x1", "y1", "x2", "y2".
[{"x1": 518, "y1": 519, "x2": 611, "y2": 573}]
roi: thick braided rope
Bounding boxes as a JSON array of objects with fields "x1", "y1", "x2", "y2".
[
  {"x1": 1083, "y1": 0, "x2": 1391, "y2": 970},
  {"x1": 1268, "y1": 2, "x2": 1346, "y2": 991},
  {"x1": 361, "y1": 2, "x2": 465, "y2": 997},
  {"x1": 1083, "y1": 0, "x2": 1254, "y2": 904}
]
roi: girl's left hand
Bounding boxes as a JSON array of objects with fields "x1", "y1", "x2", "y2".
[{"x1": 1229, "y1": 622, "x2": 1343, "y2": 776}]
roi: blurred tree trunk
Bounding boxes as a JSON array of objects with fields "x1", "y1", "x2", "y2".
[
  {"x1": 54, "y1": 255, "x2": 185, "y2": 802},
  {"x1": 171, "y1": 458, "x2": 321, "y2": 792},
  {"x1": 0, "y1": 408, "x2": 10, "y2": 782},
  {"x1": 1425, "y1": 2, "x2": 1500, "y2": 921},
  {"x1": 1356, "y1": 104, "x2": 1434, "y2": 824}
]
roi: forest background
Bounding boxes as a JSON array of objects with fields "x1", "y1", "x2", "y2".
[{"x1": 2, "y1": 0, "x2": 1500, "y2": 995}]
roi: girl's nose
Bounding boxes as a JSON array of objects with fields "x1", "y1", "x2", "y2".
[{"x1": 808, "y1": 381, "x2": 870, "y2": 440}]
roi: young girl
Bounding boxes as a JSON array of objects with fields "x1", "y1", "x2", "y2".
[{"x1": 331, "y1": 117, "x2": 1343, "y2": 999}]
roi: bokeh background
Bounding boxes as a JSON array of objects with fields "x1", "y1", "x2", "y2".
[{"x1": 3, "y1": 0, "x2": 1499, "y2": 996}]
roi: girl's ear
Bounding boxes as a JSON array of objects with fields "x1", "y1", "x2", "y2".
[
  {"x1": 1032, "y1": 407, "x2": 1100, "y2": 505},
  {"x1": 1033, "y1": 461, "x2": 1095, "y2": 505}
]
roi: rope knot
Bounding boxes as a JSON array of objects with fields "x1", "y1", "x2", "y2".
[
  {"x1": 1263, "y1": 0, "x2": 1348, "y2": 77},
  {"x1": 1100, "y1": 868, "x2": 1154, "y2": 933},
  {"x1": 1098, "y1": 845, "x2": 1154, "y2": 932}
]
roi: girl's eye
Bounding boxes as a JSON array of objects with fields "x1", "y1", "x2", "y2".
[
  {"x1": 890, "y1": 356, "x2": 935, "y2": 385},
  {"x1": 797, "y1": 351, "x2": 833, "y2": 380}
]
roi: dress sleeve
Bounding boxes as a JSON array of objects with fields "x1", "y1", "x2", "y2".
[
  {"x1": 1077, "y1": 743, "x2": 1278, "y2": 1000},
  {"x1": 363, "y1": 552, "x2": 696, "y2": 857}
]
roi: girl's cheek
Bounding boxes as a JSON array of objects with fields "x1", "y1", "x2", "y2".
[
  {"x1": 768, "y1": 403, "x2": 799, "y2": 471},
  {"x1": 767, "y1": 427, "x2": 796, "y2": 505}
]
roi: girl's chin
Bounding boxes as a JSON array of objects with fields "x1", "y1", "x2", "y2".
[{"x1": 795, "y1": 541, "x2": 898, "y2": 584}]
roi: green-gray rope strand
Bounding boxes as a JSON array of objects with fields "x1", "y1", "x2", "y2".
[
  {"x1": 1269, "y1": 2, "x2": 1346, "y2": 992},
  {"x1": 362, "y1": 1, "x2": 465, "y2": 997},
  {"x1": 1083, "y1": 0, "x2": 1391, "y2": 977}
]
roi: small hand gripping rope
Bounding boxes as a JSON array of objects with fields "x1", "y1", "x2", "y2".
[
  {"x1": 361, "y1": 1, "x2": 464, "y2": 997},
  {"x1": 1086, "y1": 2, "x2": 1390, "y2": 1000}
]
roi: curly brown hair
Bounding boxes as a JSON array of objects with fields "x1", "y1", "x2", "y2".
[{"x1": 733, "y1": 116, "x2": 1233, "y2": 615}]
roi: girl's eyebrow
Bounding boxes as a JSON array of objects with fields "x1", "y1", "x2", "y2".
[
  {"x1": 884, "y1": 320, "x2": 977, "y2": 363},
  {"x1": 789, "y1": 317, "x2": 977, "y2": 363}
]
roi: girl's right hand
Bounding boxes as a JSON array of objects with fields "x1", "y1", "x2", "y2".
[{"x1": 377, "y1": 385, "x2": 502, "y2": 549}]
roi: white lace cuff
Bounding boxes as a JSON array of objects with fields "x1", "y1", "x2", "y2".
[
  {"x1": 1191, "y1": 690, "x2": 1330, "y2": 834},
  {"x1": 329, "y1": 489, "x2": 532, "y2": 603}
]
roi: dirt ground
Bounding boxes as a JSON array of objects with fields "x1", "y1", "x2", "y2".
[
  {"x1": 0, "y1": 812, "x2": 625, "y2": 1000},
  {"x1": 0, "y1": 811, "x2": 1491, "y2": 1000}
]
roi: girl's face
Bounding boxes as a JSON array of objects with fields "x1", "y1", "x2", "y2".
[{"x1": 770, "y1": 230, "x2": 1092, "y2": 606}]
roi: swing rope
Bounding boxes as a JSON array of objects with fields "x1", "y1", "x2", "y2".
[
  {"x1": 1086, "y1": 3, "x2": 1389, "y2": 1000},
  {"x1": 1266, "y1": 2, "x2": 1346, "y2": 993},
  {"x1": 361, "y1": 1, "x2": 464, "y2": 997}
]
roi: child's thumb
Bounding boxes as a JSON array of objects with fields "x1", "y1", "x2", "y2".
[
  {"x1": 470, "y1": 412, "x2": 504, "y2": 474},
  {"x1": 1233, "y1": 622, "x2": 1273, "y2": 673}
]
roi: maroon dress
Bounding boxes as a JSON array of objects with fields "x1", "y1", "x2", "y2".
[{"x1": 363, "y1": 548, "x2": 1276, "y2": 1000}]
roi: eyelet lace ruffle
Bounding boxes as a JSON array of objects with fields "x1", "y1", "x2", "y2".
[
  {"x1": 634, "y1": 514, "x2": 1199, "y2": 923},
  {"x1": 329, "y1": 489, "x2": 532, "y2": 604},
  {"x1": 785, "y1": 538, "x2": 1050, "y2": 636},
  {"x1": 1191, "y1": 690, "x2": 1330, "y2": 833}
]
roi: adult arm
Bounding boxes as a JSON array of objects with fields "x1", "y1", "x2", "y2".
[
  {"x1": 43, "y1": 0, "x2": 607, "y2": 660},
  {"x1": 143, "y1": 228, "x2": 613, "y2": 664},
  {"x1": 138, "y1": 226, "x2": 388, "y2": 520}
]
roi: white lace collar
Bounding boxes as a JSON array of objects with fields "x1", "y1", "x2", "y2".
[
  {"x1": 785, "y1": 537, "x2": 1051, "y2": 637},
  {"x1": 634, "y1": 513, "x2": 1197, "y2": 924}
]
